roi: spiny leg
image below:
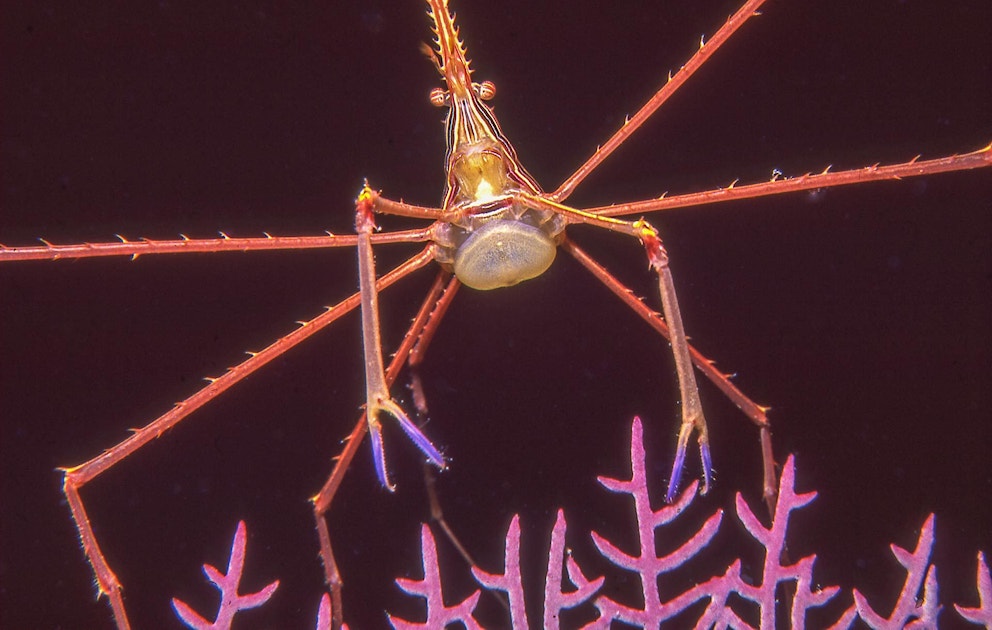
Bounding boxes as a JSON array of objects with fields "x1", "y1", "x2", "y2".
[
  {"x1": 311, "y1": 268, "x2": 449, "y2": 630},
  {"x1": 404, "y1": 275, "x2": 514, "y2": 616},
  {"x1": 0, "y1": 226, "x2": 433, "y2": 262},
  {"x1": 407, "y1": 275, "x2": 493, "y2": 571},
  {"x1": 355, "y1": 192, "x2": 506, "y2": 618},
  {"x1": 355, "y1": 185, "x2": 446, "y2": 489},
  {"x1": 407, "y1": 275, "x2": 511, "y2": 575},
  {"x1": 561, "y1": 237, "x2": 777, "y2": 511},
  {"x1": 554, "y1": 148, "x2": 990, "y2": 504},
  {"x1": 553, "y1": 0, "x2": 768, "y2": 201},
  {"x1": 409, "y1": 271, "x2": 461, "y2": 460},
  {"x1": 408, "y1": 275, "x2": 460, "y2": 370},
  {"x1": 553, "y1": 145, "x2": 991, "y2": 507},
  {"x1": 519, "y1": 192, "x2": 713, "y2": 500},
  {"x1": 638, "y1": 223, "x2": 711, "y2": 501},
  {"x1": 61, "y1": 246, "x2": 433, "y2": 630},
  {"x1": 586, "y1": 144, "x2": 992, "y2": 220}
]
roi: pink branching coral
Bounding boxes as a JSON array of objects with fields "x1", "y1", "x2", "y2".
[
  {"x1": 389, "y1": 523, "x2": 483, "y2": 629},
  {"x1": 387, "y1": 417, "x2": 990, "y2": 628},
  {"x1": 955, "y1": 552, "x2": 992, "y2": 625},
  {"x1": 852, "y1": 514, "x2": 938, "y2": 627},
  {"x1": 169, "y1": 418, "x2": 990, "y2": 627},
  {"x1": 590, "y1": 418, "x2": 845, "y2": 627},
  {"x1": 171, "y1": 520, "x2": 280, "y2": 630},
  {"x1": 171, "y1": 520, "x2": 335, "y2": 630}
]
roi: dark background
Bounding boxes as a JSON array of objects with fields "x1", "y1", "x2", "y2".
[{"x1": 2, "y1": 0, "x2": 989, "y2": 628}]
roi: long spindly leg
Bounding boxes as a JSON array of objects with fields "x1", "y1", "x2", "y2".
[
  {"x1": 311, "y1": 265, "x2": 502, "y2": 624},
  {"x1": 311, "y1": 268, "x2": 450, "y2": 629},
  {"x1": 640, "y1": 230, "x2": 709, "y2": 501},
  {"x1": 402, "y1": 275, "x2": 514, "y2": 616},
  {"x1": 405, "y1": 277, "x2": 498, "y2": 587},
  {"x1": 561, "y1": 238, "x2": 778, "y2": 513},
  {"x1": 561, "y1": 237, "x2": 778, "y2": 512},
  {"x1": 360, "y1": 147, "x2": 989, "y2": 240},
  {"x1": 552, "y1": 0, "x2": 768, "y2": 202},
  {"x1": 518, "y1": 193, "x2": 716, "y2": 501},
  {"x1": 588, "y1": 145, "x2": 992, "y2": 219},
  {"x1": 405, "y1": 276, "x2": 501, "y2": 580},
  {"x1": 0, "y1": 226, "x2": 433, "y2": 262},
  {"x1": 61, "y1": 245, "x2": 434, "y2": 630},
  {"x1": 408, "y1": 276, "x2": 460, "y2": 371},
  {"x1": 355, "y1": 185, "x2": 446, "y2": 489}
]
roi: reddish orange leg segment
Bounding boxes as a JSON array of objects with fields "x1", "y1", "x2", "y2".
[
  {"x1": 355, "y1": 185, "x2": 445, "y2": 490},
  {"x1": 311, "y1": 268, "x2": 451, "y2": 629},
  {"x1": 408, "y1": 274, "x2": 461, "y2": 410},
  {"x1": 411, "y1": 275, "x2": 460, "y2": 356},
  {"x1": 405, "y1": 276, "x2": 500, "y2": 595},
  {"x1": 561, "y1": 238, "x2": 777, "y2": 509},
  {"x1": 59, "y1": 245, "x2": 434, "y2": 630},
  {"x1": 0, "y1": 226, "x2": 433, "y2": 262},
  {"x1": 552, "y1": 0, "x2": 769, "y2": 202},
  {"x1": 400, "y1": 274, "x2": 514, "y2": 615},
  {"x1": 519, "y1": 192, "x2": 712, "y2": 500},
  {"x1": 591, "y1": 144, "x2": 992, "y2": 219},
  {"x1": 638, "y1": 227, "x2": 712, "y2": 502}
]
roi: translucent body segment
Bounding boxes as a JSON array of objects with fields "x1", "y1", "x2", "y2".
[{"x1": 452, "y1": 220, "x2": 557, "y2": 290}]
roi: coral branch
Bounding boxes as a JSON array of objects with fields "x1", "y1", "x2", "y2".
[
  {"x1": 472, "y1": 514, "x2": 528, "y2": 628},
  {"x1": 541, "y1": 509, "x2": 604, "y2": 628},
  {"x1": 733, "y1": 455, "x2": 842, "y2": 627},
  {"x1": 389, "y1": 524, "x2": 482, "y2": 629},
  {"x1": 592, "y1": 416, "x2": 723, "y2": 624},
  {"x1": 385, "y1": 418, "x2": 989, "y2": 627},
  {"x1": 164, "y1": 420, "x2": 987, "y2": 627},
  {"x1": 171, "y1": 520, "x2": 280, "y2": 630},
  {"x1": 853, "y1": 514, "x2": 939, "y2": 627},
  {"x1": 955, "y1": 552, "x2": 992, "y2": 625}
]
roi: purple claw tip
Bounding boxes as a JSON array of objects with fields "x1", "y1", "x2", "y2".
[
  {"x1": 700, "y1": 443, "x2": 713, "y2": 495},
  {"x1": 370, "y1": 429, "x2": 395, "y2": 491},
  {"x1": 392, "y1": 410, "x2": 445, "y2": 470},
  {"x1": 666, "y1": 447, "x2": 688, "y2": 503}
]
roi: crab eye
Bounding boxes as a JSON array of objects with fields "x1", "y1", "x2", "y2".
[
  {"x1": 475, "y1": 80, "x2": 496, "y2": 100},
  {"x1": 429, "y1": 87, "x2": 448, "y2": 107}
]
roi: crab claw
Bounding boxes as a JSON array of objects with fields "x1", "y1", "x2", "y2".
[
  {"x1": 368, "y1": 397, "x2": 445, "y2": 492},
  {"x1": 665, "y1": 418, "x2": 713, "y2": 503}
]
